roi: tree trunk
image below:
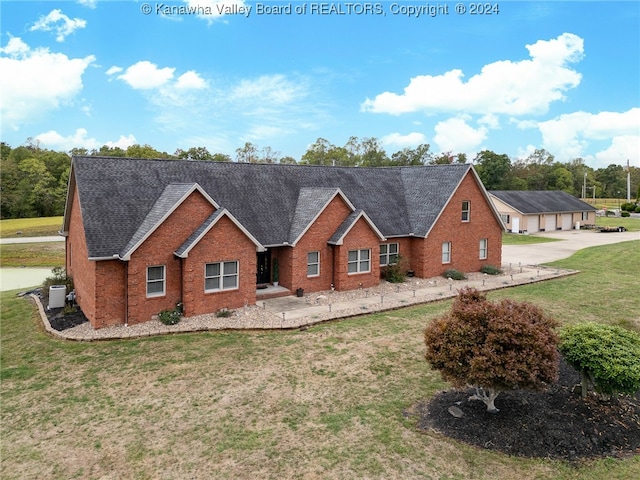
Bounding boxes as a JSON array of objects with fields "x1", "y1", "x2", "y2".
[
  {"x1": 469, "y1": 386, "x2": 500, "y2": 413},
  {"x1": 581, "y1": 370, "x2": 589, "y2": 399}
]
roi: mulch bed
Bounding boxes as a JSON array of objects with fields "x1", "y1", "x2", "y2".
[
  {"x1": 412, "y1": 358, "x2": 640, "y2": 461},
  {"x1": 27, "y1": 288, "x2": 89, "y2": 331}
]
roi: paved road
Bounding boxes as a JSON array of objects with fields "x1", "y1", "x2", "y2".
[
  {"x1": 501, "y1": 229, "x2": 639, "y2": 266},
  {"x1": 0, "y1": 235, "x2": 64, "y2": 244}
]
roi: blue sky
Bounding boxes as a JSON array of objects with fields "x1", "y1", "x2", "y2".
[{"x1": 1, "y1": 1, "x2": 638, "y2": 168}]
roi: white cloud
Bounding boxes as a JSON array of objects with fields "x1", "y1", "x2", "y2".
[
  {"x1": 115, "y1": 61, "x2": 175, "y2": 89},
  {"x1": 230, "y1": 74, "x2": 305, "y2": 104},
  {"x1": 594, "y1": 136, "x2": 639, "y2": 167},
  {"x1": 362, "y1": 33, "x2": 583, "y2": 117},
  {"x1": 78, "y1": 0, "x2": 97, "y2": 8},
  {"x1": 175, "y1": 70, "x2": 207, "y2": 90},
  {"x1": 536, "y1": 108, "x2": 640, "y2": 163},
  {"x1": 30, "y1": 9, "x2": 87, "y2": 43},
  {"x1": 0, "y1": 37, "x2": 95, "y2": 129},
  {"x1": 381, "y1": 132, "x2": 427, "y2": 148},
  {"x1": 35, "y1": 128, "x2": 136, "y2": 151},
  {"x1": 105, "y1": 66, "x2": 123, "y2": 76},
  {"x1": 433, "y1": 117, "x2": 487, "y2": 154}
]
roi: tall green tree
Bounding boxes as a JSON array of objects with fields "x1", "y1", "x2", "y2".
[{"x1": 474, "y1": 150, "x2": 511, "y2": 190}]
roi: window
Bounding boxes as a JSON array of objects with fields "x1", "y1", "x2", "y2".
[
  {"x1": 307, "y1": 251, "x2": 320, "y2": 277},
  {"x1": 348, "y1": 249, "x2": 371, "y2": 274},
  {"x1": 500, "y1": 214, "x2": 510, "y2": 224},
  {"x1": 461, "y1": 201, "x2": 470, "y2": 222},
  {"x1": 581, "y1": 211, "x2": 589, "y2": 221},
  {"x1": 379, "y1": 243, "x2": 399, "y2": 266},
  {"x1": 205, "y1": 261, "x2": 239, "y2": 292},
  {"x1": 479, "y1": 238, "x2": 488, "y2": 260},
  {"x1": 146, "y1": 265, "x2": 165, "y2": 297},
  {"x1": 442, "y1": 242, "x2": 451, "y2": 264}
]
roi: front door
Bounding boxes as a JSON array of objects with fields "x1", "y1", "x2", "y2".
[{"x1": 256, "y1": 251, "x2": 270, "y2": 284}]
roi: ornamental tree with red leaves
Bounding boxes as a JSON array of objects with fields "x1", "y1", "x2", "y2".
[{"x1": 424, "y1": 288, "x2": 560, "y2": 413}]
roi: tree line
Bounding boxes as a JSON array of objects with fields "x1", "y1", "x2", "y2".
[{"x1": 1, "y1": 137, "x2": 638, "y2": 219}]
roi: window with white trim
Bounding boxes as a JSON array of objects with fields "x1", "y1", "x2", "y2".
[
  {"x1": 307, "y1": 251, "x2": 320, "y2": 277},
  {"x1": 479, "y1": 238, "x2": 488, "y2": 260},
  {"x1": 500, "y1": 214, "x2": 510, "y2": 224},
  {"x1": 442, "y1": 241, "x2": 451, "y2": 264},
  {"x1": 205, "y1": 261, "x2": 239, "y2": 292},
  {"x1": 146, "y1": 265, "x2": 166, "y2": 297},
  {"x1": 581, "y1": 211, "x2": 589, "y2": 221},
  {"x1": 462, "y1": 201, "x2": 470, "y2": 222},
  {"x1": 348, "y1": 249, "x2": 371, "y2": 274},
  {"x1": 379, "y1": 243, "x2": 399, "y2": 266}
]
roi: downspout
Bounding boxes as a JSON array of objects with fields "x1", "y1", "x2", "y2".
[
  {"x1": 124, "y1": 261, "x2": 129, "y2": 327},
  {"x1": 330, "y1": 244, "x2": 336, "y2": 290}
]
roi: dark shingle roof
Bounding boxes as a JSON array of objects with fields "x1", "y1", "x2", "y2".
[
  {"x1": 68, "y1": 157, "x2": 475, "y2": 259},
  {"x1": 490, "y1": 190, "x2": 597, "y2": 214}
]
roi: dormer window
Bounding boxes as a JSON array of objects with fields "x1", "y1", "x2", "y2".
[{"x1": 462, "y1": 201, "x2": 470, "y2": 222}]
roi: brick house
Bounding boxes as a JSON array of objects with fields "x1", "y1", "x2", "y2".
[{"x1": 62, "y1": 157, "x2": 505, "y2": 329}]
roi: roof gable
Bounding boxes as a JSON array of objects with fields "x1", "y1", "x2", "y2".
[
  {"x1": 175, "y1": 208, "x2": 264, "y2": 258},
  {"x1": 289, "y1": 188, "x2": 355, "y2": 245},
  {"x1": 120, "y1": 183, "x2": 218, "y2": 260},
  {"x1": 328, "y1": 210, "x2": 386, "y2": 245},
  {"x1": 489, "y1": 190, "x2": 597, "y2": 214}
]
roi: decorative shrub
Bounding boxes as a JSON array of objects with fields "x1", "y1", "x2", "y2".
[
  {"x1": 559, "y1": 322, "x2": 640, "y2": 398},
  {"x1": 635, "y1": 206, "x2": 640, "y2": 213},
  {"x1": 480, "y1": 265, "x2": 502, "y2": 275},
  {"x1": 216, "y1": 308, "x2": 232, "y2": 318},
  {"x1": 621, "y1": 211, "x2": 630, "y2": 217},
  {"x1": 442, "y1": 269, "x2": 466, "y2": 280},
  {"x1": 158, "y1": 308, "x2": 181, "y2": 325},
  {"x1": 605, "y1": 209, "x2": 615, "y2": 216},
  {"x1": 381, "y1": 254, "x2": 408, "y2": 283},
  {"x1": 424, "y1": 288, "x2": 559, "y2": 413}
]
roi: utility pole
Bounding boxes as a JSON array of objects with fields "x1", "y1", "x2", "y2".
[
  {"x1": 626, "y1": 159, "x2": 631, "y2": 203},
  {"x1": 582, "y1": 172, "x2": 587, "y2": 200}
]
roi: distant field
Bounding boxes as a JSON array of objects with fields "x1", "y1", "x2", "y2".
[
  {"x1": 0, "y1": 217, "x2": 63, "y2": 238},
  {"x1": 0, "y1": 242, "x2": 65, "y2": 267},
  {"x1": 596, "y1": 215, "x2": 640, "y2": 232}
]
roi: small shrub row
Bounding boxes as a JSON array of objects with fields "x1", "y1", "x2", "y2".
[
  {"x1": 381, "y1": 255, "x2": 409, "y2": 283},
  {"x1": 158, "y1": 308, "x2": 181, "y2": 325},
  {"x1": 216, "y1": 308, "x2": 232, "y2": 318},
  {"x1": 480, "y1": 265, "x2": 502, "y2": 275},
  {"x1": 442, "y1": 269, "x2": 466, "y2": 280}
]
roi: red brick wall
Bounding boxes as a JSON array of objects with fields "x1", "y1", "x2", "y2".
[
  {"x1": 284, "y1": 196, "x2": 353, "y2": 293},
  {"x1": 66, "y1": 187, "x2": 97, "y2": 325},
  {"x1": 415, "y1": 172, "x2": 503, "y2": 277},
  {"x1": 182, "y1": 215, "x2": 257, "y2": 316},
  {"x1": 93, "y1": 260, "x2": 126, "y2": 328},
  {"x1": 126, "y1": 191, "x2": 215, "y2": 325},
  {"x1": 332, "y1": 217, "x2": 381, "y2": 291}
]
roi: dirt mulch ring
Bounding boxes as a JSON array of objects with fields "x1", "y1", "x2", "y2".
[{"x1": 411, "y1": 358, "x2": 640, "y2": 461}]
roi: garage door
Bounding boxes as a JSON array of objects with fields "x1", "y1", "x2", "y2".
[
  {"x1": 545, "y1": 214, "x2": 557, "y2": 231},
  {"x1": 526, "y1": 215, "x2": 539, "y2": 233},
  {"x1": 561, "y1": 213, "x2": 573, "y2": 230}
]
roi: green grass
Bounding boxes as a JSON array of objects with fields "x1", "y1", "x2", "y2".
[
  {"x1": 1, "y1": 241, "x2": 639, "y2": 479},
  {"x1": 502, "y1": 232, "x2": 562, "y2": 245},
  {"x1": 0, "y1": 216, "x2": 64, "y2": 238},
  {"x1": 0, "y1": 242, "x2": 65, "y2": 267}
]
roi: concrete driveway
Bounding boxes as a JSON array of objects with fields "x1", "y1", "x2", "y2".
[{"x1": 501, "y1": 229, "x2": 639, "y2": 267}]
